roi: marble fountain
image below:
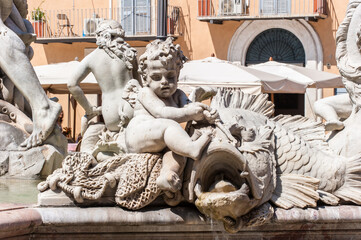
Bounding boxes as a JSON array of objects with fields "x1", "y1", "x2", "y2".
[{"x1": 2, "y1": 0, "x2": 361, "y2": 239}]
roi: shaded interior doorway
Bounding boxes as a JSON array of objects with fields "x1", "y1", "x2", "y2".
[
  {"x1": 245, "y1": 28, "x2": 306, "y2": 116},
  {"x1": 271, "y1": 93, "x2": 305, "y2": 116}
]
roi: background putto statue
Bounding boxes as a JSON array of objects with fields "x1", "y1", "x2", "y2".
[
  {"x1": 0, "y1": 0, "x2": 66, "y2": 178},
  {"x1": 68, "y1": 19, "x2": 139, "y2": 159}
]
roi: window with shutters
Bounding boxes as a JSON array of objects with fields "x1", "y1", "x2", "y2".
[
  {"x1": 260, "y1": 0, "x2": 290, "y2": 15},
  {"x1": 121, "y1": 0, "x2": 151, "y2": 36}
]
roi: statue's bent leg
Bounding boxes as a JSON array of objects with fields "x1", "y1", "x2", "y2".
[
  {"x1": 0, "y1": 22, "x2": 61, "y2": 148},
  {"x1": 156, "y1": 151, "x2": 186, "y2": 192}
]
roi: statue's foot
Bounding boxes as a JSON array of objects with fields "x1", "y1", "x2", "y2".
[
  {"x1": 190, "y1": 129, "x2": 213, "y2": 161},
  {"x1": 156, "y1": 170, "x2": 182, "y2": 192},
  {"x1": 20, "y1": 101, "x2": 62, "y2": 149},
  {"x1": 325, "y1": 120, "x2": 344, "y2": 131},
  {"x1": 163, "y1": 190, "x2": 183, "y2": 206}
]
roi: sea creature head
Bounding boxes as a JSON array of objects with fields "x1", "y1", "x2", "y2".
[
  {"x1": 186, "y1": 121, "x2": 276, "y2": 233},
  {"x1": 182, "y1": 89, "x2": 277, "y2": 232}
]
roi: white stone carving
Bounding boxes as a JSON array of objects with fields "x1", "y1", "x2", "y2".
[
  {"x1": 39, "y1": 10, "x2": 361, "y2": 233},
  {"x1": 0, "y1": 0, "x2": 66, "y2": 178},
  {"x1": 0, "y1": 0, "x2": 62, "y2": 149},
  {"x1": 315, "y1": 0, "x2": 361, "y2": 157}
]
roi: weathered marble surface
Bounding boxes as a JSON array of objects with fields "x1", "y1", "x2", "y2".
[
  {"x1": 3, "y1": 204, "x2": 361, "y2": 239},
  {"x1": 0, "y1": 0, "x2": 66, "y2": 178},
  {"x1": 37, "y1": 0, "x2": 361, "y2": 234},
  {"x1": 39, "y1": 34, "x2": 361, "y2": 234}
]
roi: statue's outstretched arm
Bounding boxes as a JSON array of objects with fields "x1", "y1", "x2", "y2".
[
  {"x1": 68, "y1": 58, "x2": 97, "y2": 116},
  {"x1": 139, "y1": 87, "x2": 207, "y2": 123}
]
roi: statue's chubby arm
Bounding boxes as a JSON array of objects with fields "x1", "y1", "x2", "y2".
[
  {"x1": 138, "y1": 87, "x2": 206, "y2": 123},
  {"x1": 68, "y1": 57, "x2": 98, "y2": 116}
]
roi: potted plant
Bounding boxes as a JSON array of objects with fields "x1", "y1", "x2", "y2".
[{"x1": 31, "y1": 1, "x2": 46, "y2": 37}]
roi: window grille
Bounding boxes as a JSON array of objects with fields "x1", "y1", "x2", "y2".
[
  {"x1": 121, "y1": 0, "x2": 151, "y2": 36},
  {"x1": 260, "y1": 0, "x2": 290, "y2": 15}
]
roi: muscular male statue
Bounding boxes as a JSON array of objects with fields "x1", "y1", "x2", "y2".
[
  {"x1": 0, "y1": 0, "x2": 61, "y2": 148},
  {"x1": 68, "y1": 20, "x2": 139, "y2": 132}
]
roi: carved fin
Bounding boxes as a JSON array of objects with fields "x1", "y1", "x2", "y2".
[
  {"x1": 271, "y1": 174, "x2": 320, "y2": 209},
  {"x1": 317, "y1": 190, "x2": 340, "y2": 206},
  {"x1": 272, "y1": 115, "x2": 330, "y2": 151},
  {"x1": 211, "y1": 88, "x2": 275, "y2": 117},
  {"x1": 334, "y1": 153, "x2": 361, "y2": 204}
]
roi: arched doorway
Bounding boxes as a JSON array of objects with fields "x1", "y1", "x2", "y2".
[
  {"x1": 245, "y1": 28, "x2": 306, "y2": 116},
  {"x1": 245, "y1": 28, "x2": 305, "y2": 65},
  {"x1": 228, "y1": 20, "x2": 323, "y2": 118}
]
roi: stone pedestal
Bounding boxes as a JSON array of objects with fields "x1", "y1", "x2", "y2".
[{"x1": 2, "y1": 204, "x2": 361, "y2": 239}]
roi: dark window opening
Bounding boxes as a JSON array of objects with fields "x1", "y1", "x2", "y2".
[{"x1": 245, "y1": 28, "x2": 306, "y2": 116}]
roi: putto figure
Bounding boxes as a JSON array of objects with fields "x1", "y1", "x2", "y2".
[
  {"x1": 315, "y1": 0, "x2": 361, "y2": 157},
  {"x1": 68, "y1": 20, "x2": 139, "y2": 133},
  {"x1": 125, "y1": 38, "x2": 217, "y2": 193}
]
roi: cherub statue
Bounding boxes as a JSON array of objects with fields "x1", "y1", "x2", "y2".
[
  {"x1": 0, "y1": 0, "x2": 61, "y2": 148},
  {"x1": 68, "y1": 20, "x2": 139, "y2": 133},
  {"x1": 68, "y1": 20, "x2": 140, "y2": 156},
  {"x1": 125, "y1": 38, "x2": 217, "y2": 193}
]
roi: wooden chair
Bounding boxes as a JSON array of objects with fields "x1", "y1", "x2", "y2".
[{"x1": 56, "y1": 13, "x2": 74, "y2": 36}]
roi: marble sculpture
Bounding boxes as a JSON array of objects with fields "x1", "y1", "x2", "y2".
[
  {"x1": 0, "y1": 0, "x2": 66, "y2": 178},
  {"x1": 39, "y1": 16, "x2": 361, "y2": 232},
  {"x1": 315, "y1": 0, "x2": 361, "y2": 158}
]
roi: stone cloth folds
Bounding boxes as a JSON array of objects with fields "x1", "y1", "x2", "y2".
[
  {"x1": 40, "y1": 152, "x2": 163, "y2": 210},
  {"x1": 115, "y1": 153, "x2": 162, "y2": 210}
]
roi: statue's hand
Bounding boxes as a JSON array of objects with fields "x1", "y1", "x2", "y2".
[
  {"x1": 186, "y1": 102, "x2": 210, "y2": 121},
  {"x1": 86, "y1": 106, "x2": 102, "y2": 120},
  {"x1": 203, "y1": 108, "x2": 219, "y2": 124}
]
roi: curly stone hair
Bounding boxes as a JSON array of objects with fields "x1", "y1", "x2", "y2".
[
  {"x1": 138, "y1": 37, "x2": 187, "y2": 85},
  {"x1": 95, "y1": 20, "x2": 137, "y2": 70}
]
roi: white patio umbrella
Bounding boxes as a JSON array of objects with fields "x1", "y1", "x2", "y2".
[
  {"x1": 249, "y1": 61, "x2": 344, "y2": 93},
  {"x1": 179, "y1": 57, "x2": 286, "y2": 95},
  {"x1": 34, "y1": 61, "x2": 100, "y2": 94}
]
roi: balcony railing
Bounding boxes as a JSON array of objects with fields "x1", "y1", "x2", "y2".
[
  {"x1": 29, "y1": 5, "x2": 181, "y2": 43},
  {"x1": 198, "y1": 0, "x2": 326, "y2": 21}
]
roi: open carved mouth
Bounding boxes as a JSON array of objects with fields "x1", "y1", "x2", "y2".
[
  {"x1": 195, "y1": 173, "x2": 254, "y2": 217},
  {"x1": 193, "y1": 142, "x2": 260, "y2": 227},
  {"x1": 194, "y1": 144, "x2": 251, "y2": 194}
]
